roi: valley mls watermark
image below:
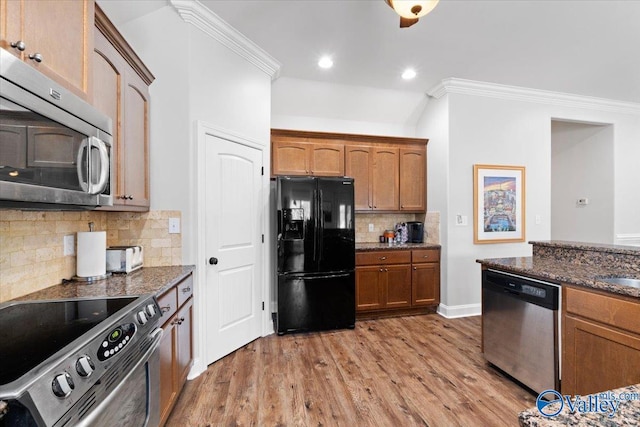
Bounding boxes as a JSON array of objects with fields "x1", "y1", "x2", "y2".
[{"x1": 537, "y1": 389, "x2": 640, "y2": 418}]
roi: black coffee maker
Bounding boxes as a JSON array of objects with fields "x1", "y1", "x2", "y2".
[{"x1": 406, "y1": 221, "x2": 424, "y2": 243}]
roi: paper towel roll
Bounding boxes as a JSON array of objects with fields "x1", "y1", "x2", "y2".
[{"x1": 77, "y1": 231, "x2": 106, "y2": 278}]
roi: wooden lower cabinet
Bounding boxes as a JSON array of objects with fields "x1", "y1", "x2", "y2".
[
  {"x1": 158, "y1": 274, "x2": 193, "y2": 426},
  {"x1": 356, "y1": 248, "x2": 440, "y2": 316},
  {"x1": 562, "y1": 286, "x2": 640, "y2": 396},
  {"x1": 355, "y1": 264, "x2": 411, "y2": 311}
]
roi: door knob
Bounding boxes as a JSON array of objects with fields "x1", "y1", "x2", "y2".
[{"x1": 209, "y1": 257, "x2": 218, "y2": 265}]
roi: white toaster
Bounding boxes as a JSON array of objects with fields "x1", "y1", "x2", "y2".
[{"x1": 106, "y1": 246, "x2": 143, "y2": 273}]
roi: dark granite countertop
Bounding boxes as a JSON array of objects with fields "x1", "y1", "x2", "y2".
[
  {"x1": 519, "y1": 384, "x2": 640, "y2": 426},
  {"x1": 477, "y1": 256, "x2": 640, "y2": 299},
  {"x1": 13, "y1": 265, "x2": 195, "y2": 301},
  {"x1": 356, "y1": 242, "x2": 441, "y2": 252},
  {"x1": 530, "y1": 240, "x2": 640, "y2": 256}
]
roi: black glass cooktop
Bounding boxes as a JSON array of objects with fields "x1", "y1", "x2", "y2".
[{"x1": 0, "y1": 297, "x2": 137, "y2": 385}]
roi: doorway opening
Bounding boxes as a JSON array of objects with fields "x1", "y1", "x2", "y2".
[{"x1": 550, "y1": 119, "x2": 614, "y2": 244}]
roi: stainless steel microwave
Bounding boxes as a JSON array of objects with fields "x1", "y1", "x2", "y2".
[{"x1": 0, "y1": 49, "x2": 113, "y2": 209}]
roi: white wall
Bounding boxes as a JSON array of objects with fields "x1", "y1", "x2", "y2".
[
  {"x1": 102, "y1": 4, "x2": 272, "y2": 265},
  {"x1": 551, "y1": 121, "x2": 614, "y2": 243},
  {"x1": 423, "y1": 82, "x2": 640, "y2": 313},
  {"x1": 272, "y1": 77, "x2": 427, "y2": 136}
]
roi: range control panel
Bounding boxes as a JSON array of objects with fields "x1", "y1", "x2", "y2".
[{"x1": 97, "y1": 323, "x2": 136, "y2": 361}]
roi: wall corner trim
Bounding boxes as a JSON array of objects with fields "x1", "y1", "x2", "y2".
[
  {"x1": 436, "y1": 303, "x2": 481, "y2": 319},
  {"x1": 169, "y1": 0, "x2": 281, "y2": 80},
  {"x1": 427, "y1": 78, "x2": 640, "y2": 115}
]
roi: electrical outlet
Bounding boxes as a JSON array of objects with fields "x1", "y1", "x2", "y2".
[
  {"x1": 368, "y1": 223, "x2": 374, "y2": 232},
  {"x1": 535, "y1": 215, "x2": 542, "y2": 225},
  {"x1": 64, "y1": 234, "x2": 75, "y2": 256},
  {"x1": 169, "y1": 217, "x2": 181, "y2": 234}
]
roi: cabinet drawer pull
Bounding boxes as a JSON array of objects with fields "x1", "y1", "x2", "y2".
[
  {"x1": 423, "y1": 255, "x2": 429, "y2": 258},
  {"x1": 161, "y1": 305, "x2": 171, "y2": 313},
  {"x1": 182, "y1": 287, "x2": 191, "y2": 293},
  {"x1": 28, "y1": 52, "x2": 43, "y2": 63},
  {"x1": 10, "y1": 40, "x2": 26, "y2": 51},
  {"x1": 379, "y1": 268, "x2": 384, "y2": 272},
  {"x1": 379, "y1": 256, "x2": 387, "y2": 260}
]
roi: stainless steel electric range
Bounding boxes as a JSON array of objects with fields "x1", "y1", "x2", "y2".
[{"x1": 0, "y1": 295, "x2": 163, "y2": 427}]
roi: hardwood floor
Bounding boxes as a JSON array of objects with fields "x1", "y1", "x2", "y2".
[{"x1": 166, "y1": 315, "x2": 536, "y2": 426}]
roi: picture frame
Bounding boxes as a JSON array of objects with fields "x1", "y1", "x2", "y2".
[{"x1": 473, "y1": 164, "x2": 526, "y2": 244}]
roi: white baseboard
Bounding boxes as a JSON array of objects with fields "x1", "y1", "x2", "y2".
[
  {"x1": 437, "y1": 303, "x2": 481, "y2": 318},
  {"x1": 187, "y1": 358, "x2": 204, "y2": 380}
]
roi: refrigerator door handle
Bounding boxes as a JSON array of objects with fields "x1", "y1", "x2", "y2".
[
  {"x1": 318, "y1": 189, "x2": 324, "y2": 264},
  {"x1": 312, "y1": 189, "x2": 318, "y2": 262}
]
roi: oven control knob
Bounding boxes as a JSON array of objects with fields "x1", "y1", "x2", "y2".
[
  {"x1": 145, "y1": 304, "x2": 156, "y2": 318},
  {"x1": 52, "y1": 373, "x2": 75, "y2": 398},
  {"x1": 136, "y1": 311, "x2": 148, "y2": 325},
  {"x1": 76, "y1": 356, "x2": 95, "y2": 377}
]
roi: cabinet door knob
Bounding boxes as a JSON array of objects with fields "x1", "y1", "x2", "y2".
[
  {"x1": 379, "y1": 268, "x2": 384, "y2": 272},
  {"x1": 413, "y1": 267, "x2": 417, "y2": 270},
  {"x1": 10, "y1": 40, "x2": 26, "y2": 51},
  {"x1": 209, "y1": 257, "x2": 218, "y2": 265},
  {"x1": 182, "y1": 287, "x2": 191, "y2": 293},
  {"x1": 379, "y1": 256, "x2": 387, "y2": 260},
  {"x1": 28, "y1": 52, "x2": 43, "y2": 63}
]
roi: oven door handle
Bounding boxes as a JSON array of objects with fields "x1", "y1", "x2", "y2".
[{"x1": 76, "y1": 327, "x2": 164, "y2": 427}]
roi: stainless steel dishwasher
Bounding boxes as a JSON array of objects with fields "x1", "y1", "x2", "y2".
[{"x1": 482, "y1": 269, "x2": 560, "y2": 394}]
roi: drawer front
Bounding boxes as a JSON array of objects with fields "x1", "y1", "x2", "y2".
[
  {"x1": 177, "y1": 274, "x2": 194, "y2": 307},
  {"x1": 356, "y1": 250, "x2": 411, "y2": 266},
  {"x1": 565, "y1": 286, "x2": 640, "y2": 335},
  {"x1": 411, "y1": 249, "x2": 440, "y2": 263},
  {"x1": 157, "y1": 287, "x2": 178, "y2": 322}
]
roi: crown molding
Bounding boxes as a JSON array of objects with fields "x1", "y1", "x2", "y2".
[
  {"x1": 170, "y1": 0, "x2": 281, "y2": 80},
  {"x1": 427, "y1": 78, "x2": 640, "y2": 116}
]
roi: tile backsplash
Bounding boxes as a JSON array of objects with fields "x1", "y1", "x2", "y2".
[
  {"x1": 355, "y1": 211, "x2": 440, "y2": 244},
  {"x1": 0, "y1": 210, "x2": 182, "y2": 302}
]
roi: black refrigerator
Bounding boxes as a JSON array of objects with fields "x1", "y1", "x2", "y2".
[{"x1": 276, "y1": 176, "x2": 355, "y2": 335}]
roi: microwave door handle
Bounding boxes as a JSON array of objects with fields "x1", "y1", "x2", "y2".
[
  {"x1": 77, "y1": 139, "x2": 89, "y2": 192},
  {"x1": 89, "y1": 137, "x2": 110, "y2": 195}
]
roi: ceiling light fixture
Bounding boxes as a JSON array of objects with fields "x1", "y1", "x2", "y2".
[
  {"x1": 385, "y1": 0, "x2": 440, "y2": 28},
  {"x1": 318, "y1": 56, "x2": 333, "y2": 69},
  {"x1": 402, "y1": 68, "x2": 417, "y2": 80}
]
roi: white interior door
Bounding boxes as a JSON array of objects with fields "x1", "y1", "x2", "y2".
[{"x1": 203, "y1": 133, "x2": 263, "y2": 365}]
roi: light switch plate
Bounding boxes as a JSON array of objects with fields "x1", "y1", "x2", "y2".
[
  {"x1": 169, "y1": 217, "x2": 181, "y2": 234},
  {"x1": 455, "y1": 214, "x2": 468, "y2": 226},
  {"x1": 64, "y1": 234, "x2": 75, "y2": 256}
]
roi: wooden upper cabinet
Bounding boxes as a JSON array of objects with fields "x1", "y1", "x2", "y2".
[
  {"x1": 400, "y1": 147, "x2": 426, "y2": 211},
  {"x1": 271, "y1": 136, "x2": 310, "y2": 175},
  {"x1": 271, "y1": 134, "x2": 345, "y2": 176},
  {"x1": 309, "y1": 140, "x2": 344, "y2": 176},
  {"x1": 345, "y1": 145, "x2": 372, "y2": 210},
  {"x1": 1, "y1": 0, "x2": 94, "y2": 100},
  {"x1": 93, "y1": 5, "x2": 154, "y2": 211},
  {"x1": 371, "y1": 146, "x2": 399, "y2": 211},
  {"x1": 271, "y1": 129, "x2": 428, "y2": 212}
]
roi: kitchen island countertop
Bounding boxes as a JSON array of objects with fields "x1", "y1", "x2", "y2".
[
  {"x1": 519, "y1": 384, "x2": 640, "y2": 426},
  {"x1": 356, "y1": 242, "x2": 440, "y2": 251},
  {"x1": 13, "y1": 265, "x2": 195, "y2": 301}
]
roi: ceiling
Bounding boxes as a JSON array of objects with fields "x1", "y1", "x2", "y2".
[{"x1": 98, "y1": 0, "x2": 640, "y2": 103}]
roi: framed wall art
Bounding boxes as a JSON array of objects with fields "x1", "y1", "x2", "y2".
[{"x1": 473, "y1": 164, "x2": 526, "y2": 244}]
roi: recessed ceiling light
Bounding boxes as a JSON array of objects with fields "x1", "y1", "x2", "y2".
[
  {"x1": 402, "y1": 68, "x2": 417, "y2": 80},
  {"x1": 318, "y1": 56, "x2": 333, "y2": 69}
]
